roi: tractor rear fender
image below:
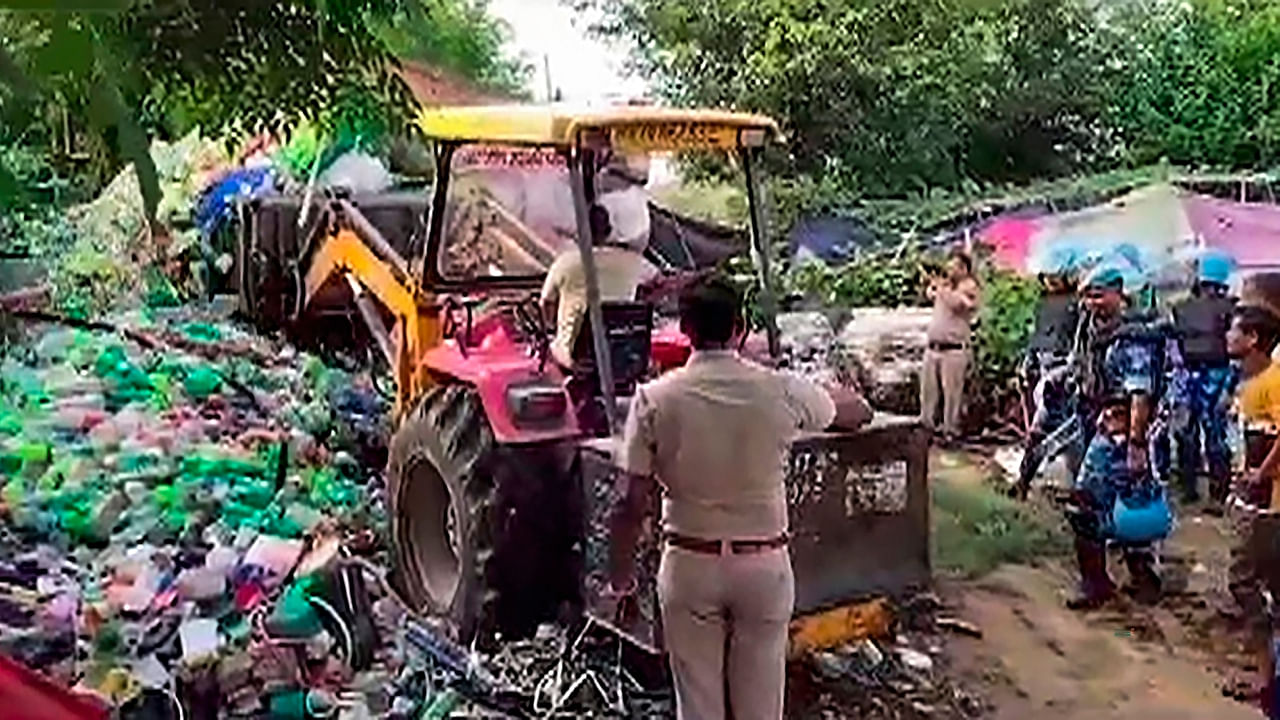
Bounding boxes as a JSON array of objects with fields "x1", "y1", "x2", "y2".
[{"x1": 420, "y1": 328, "x2": 580, "y2": 444}]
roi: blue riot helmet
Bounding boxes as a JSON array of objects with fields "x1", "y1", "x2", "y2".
[
  {"x1": 1082, "y1": 244, "x2": 1156, "y2": 306},
  {"x1": 1112, "y1": 243, "x2": 1154, "y2": 299},
  {"x1": 1046, "y1": 246, "x2": 1081, "y2": 276},
  {"x1": 1197, "y1": 249, "x2": 1235, "y2": 288},
  {"x1": 1081, "y1": 264, "x2": 1126, "y2": 293},
  {"x1": 1039, "y1": 246, "x2": 1082, "y2": 288}
]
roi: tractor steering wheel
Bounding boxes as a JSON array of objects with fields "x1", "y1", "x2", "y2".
[{"x1": 497, "y1": 293, "x2": 551, "y2": 367}]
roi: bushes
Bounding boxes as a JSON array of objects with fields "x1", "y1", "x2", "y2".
[
  {"x1": 782, "y1": 248, "x2": 930, "y2": 310},
  {"x1": 773, "y1": 246, "x2": 1038, "y2": 430},
  {"x1": 969, "y1": 265, "x2": 1040, "y2": 429},
  {"x1": 932, "y1": 472, "x2": 1069, "y2": 577}
]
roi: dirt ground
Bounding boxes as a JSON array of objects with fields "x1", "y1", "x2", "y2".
[
  {"x1": 948, "y1": 564, "x2": 1260, "y2": 719},
  {"x1": 938, "y1": 450, "x2": 1267, "y2": 720}
]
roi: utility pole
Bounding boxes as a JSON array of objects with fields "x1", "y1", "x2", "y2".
[{"x1": 544, "y1": 54, "x2": 554, "y2": 103}]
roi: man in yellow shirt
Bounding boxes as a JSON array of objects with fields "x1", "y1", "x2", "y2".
[
  {"x1": 1227, "y1": 305, "x2": 1280, "y2": 508},
  {"x1": 1224, "y1": 304, "x2": 1280, "y2": 643},
  {"x1": 1225, "y1": 304, "x2": 1280, "y2": 716}
]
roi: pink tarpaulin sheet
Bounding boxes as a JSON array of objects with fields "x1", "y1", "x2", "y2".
[
  {"x1": 982, "y1": 216, "x2": 1041, "y2": 271},
  {"x1": 977, "y1": 185, "x2": 1192, "y2": 279},
  {"x1": 1184, "y1": 193, "x2": 1280, "y2": 270}
]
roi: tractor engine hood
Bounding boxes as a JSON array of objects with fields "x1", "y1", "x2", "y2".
[{"x1": 422, "y1": 320, "x2": 577, "y2": 445}]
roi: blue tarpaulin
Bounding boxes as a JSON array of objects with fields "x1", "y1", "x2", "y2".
[
  {"x1": 196, "y1": 166, "x2": 277, "y2": 239},
  {"x1": 789, "y1": 216, "x2": 878, "y2": 263}
]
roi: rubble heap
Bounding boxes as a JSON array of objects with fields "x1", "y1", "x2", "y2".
[
  {"x1": 788, "y1": 596, "x2": 992, "y2": 720},
  {"x1": 0, "y1": 306, "x2": 684, "y2": 719},
  {"x1": 777, "y1": 309, "x2": 932, "y2": 415}
]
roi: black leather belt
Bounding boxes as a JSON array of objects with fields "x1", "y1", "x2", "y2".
[
  {"x1": 928, "y1": 341, "x2": 966, "y2": 352},
  {"x1": 665, "y1": 533, "x2": 789, "y2": 555}
]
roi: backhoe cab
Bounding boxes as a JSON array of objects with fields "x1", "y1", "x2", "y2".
[{"x1": 292, "y1": 105, "x2": 785, "y2": 641}]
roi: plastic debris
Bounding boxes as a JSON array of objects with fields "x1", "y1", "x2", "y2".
[
  {"x1": 789, "y1": 594, "x2": 993, "y2": 719},
  {"x1": 0, "y1": 307, "x2": 392, "y2": 716},
  {"x1": 318, "y1": 152, "x2": 393, "y2": 195},
  {"x1": 179, "y1": 619, "x2": 222, "y2": 665},
  {"x1": 936, "y1": 617, "x2": 984, "y2": 639},
  {"x1": 130, "y1": 654, "x2": 170, "y2": 690},
  {"x1": 896, "y1": 647, "x2": 935, "y2": 673},
  {"x1": 243, "y1": 535, "x2": 305, "y2": 578}
]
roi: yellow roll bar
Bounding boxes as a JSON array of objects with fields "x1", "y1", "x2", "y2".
[{"x1": 416, "y1": 104, "x2": 781, "y2": 151}]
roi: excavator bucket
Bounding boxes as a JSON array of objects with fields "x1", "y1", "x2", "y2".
[{"x1": 579, "y1": 416, "x2": 931, "y2": 652}]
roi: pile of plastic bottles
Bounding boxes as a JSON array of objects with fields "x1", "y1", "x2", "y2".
[{"x1": 0, "y1": 310, "x2": 401, "y2": 718}]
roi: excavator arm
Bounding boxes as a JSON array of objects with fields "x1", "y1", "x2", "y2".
[{"x1": 300, "y1": 201, "x2": 440, "y2": 416}]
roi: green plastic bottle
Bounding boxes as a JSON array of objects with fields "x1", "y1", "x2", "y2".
[
  {"x1": 183, "y1": 323, "x2": 222, "y2": 343},
  {"x1": 264, "y1": 584, "x2": 323, "y2": 638},
  {"x1": 422, "y1": 690, "x2": 461, "y2": 720},
  {"x1": 183, "y1": 366, "x2": 223, "y2": 400},
  {"x1": 267, "y1": 688, "x2": 337, "y2": 719}
]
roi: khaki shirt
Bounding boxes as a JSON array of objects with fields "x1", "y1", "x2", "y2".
[
  {"x1": 927, "y1": 277, "x2": 980, "y2": 345},
  {"x1": 540, "y1": 246, "x2": 659, "y2": 368},
  {"x1": 621, "y1": 350, "x2": 836, "y2": 539}
]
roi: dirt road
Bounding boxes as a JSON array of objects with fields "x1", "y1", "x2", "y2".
[
  {"x1": 949, "y1": 563, "x2": 1260, "y2": 719},
  {"x1": 937, "y1": 449, "x2": 1265, "y2": 719}
]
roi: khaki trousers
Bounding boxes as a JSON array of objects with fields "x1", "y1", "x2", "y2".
[
  {"x1": 657, "y1": 546, "x2": 794, "y2": 720},
  {"x1": 920, "y1": 346, "x2": 970, "y2": 436}
]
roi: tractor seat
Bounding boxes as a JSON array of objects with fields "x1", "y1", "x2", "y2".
[
  {"x1": 570, "y1": 301, "x2": 654, "y2": 395},
  {"x1": 567, "y1": 302, "x2": 653, "y2": 436}
]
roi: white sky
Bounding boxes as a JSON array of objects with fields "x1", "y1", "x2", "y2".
[{"x1": 487, "y1": 0, "x2": 648, "y2": 103}]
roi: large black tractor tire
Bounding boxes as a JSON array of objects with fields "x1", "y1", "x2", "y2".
[{"x1": 386, "y1": 384, "x2": 581, "y2": 644}]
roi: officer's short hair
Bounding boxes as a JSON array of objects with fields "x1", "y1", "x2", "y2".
[
  {"x1": 679, "y1": 275, "x2": 742, "y2": 347},
  {"x1": 1233, "y1": 305, "x2": 1280, "y2": 353}
]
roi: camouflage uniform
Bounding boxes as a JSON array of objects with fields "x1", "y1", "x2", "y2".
[
  {"x1": 1021, "y1": 293, "x2": 1080, "y2": 413},
  {"x1": 1081, "y1": 311, "x2": 1182, "y2": 482},
  {"x1": 1014, "y1": 294, "x2": 1081, "y2": 496},
  {"x1": 1071, "y1": 431, "x2": 1133, "y2": 539},
  {"x1": 1171, "y1": 289, "x2": 1238, "y2": 500},
  {"x1": 1063, "y1": 309, "x2": 1182, "y2": 606},
  {"x1": 1018, "y1": 309, "x2": 1185, "y2": 492},
  {"x1": 1151, "y1": 330, "x2": 1190, "y2": 484},
  {"x1": 1173, "y1": 365, "x2": 1237, "y2": 498},
  {"x1": 1015, "y1": 359, "x2": 1076, "y2": 494}
]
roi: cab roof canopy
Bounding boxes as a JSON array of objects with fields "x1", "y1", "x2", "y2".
[{"x1": 416, "y1": 104, "x2": 781, "y2": 152}]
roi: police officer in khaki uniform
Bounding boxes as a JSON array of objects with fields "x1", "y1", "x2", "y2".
[{"x1": 607, "y1": 276, "x2": 872, "y2": 720}]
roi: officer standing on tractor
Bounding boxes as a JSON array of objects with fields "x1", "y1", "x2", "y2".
[
  {"x1": 1171, "y1": 250, "x2": 1238, "y2": 506},
  {"x1": 1063, "y1": 264, "x2": 1181, "y2": 609},
  {"x1": 606, "y1": 276, "x2": 872, "y2": 720}
]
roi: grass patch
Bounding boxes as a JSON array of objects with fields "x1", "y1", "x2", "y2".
[{"x1": 932, "y1": 474, "x2": 1069, "y2": 578}]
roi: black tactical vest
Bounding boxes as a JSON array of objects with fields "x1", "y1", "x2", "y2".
[
  {"x1": 1029, "y1": 294, "x2": 1079, "y2": 354},
  {"x1": 1173, "y1": 295, "x2": 1235, "y2": 366}
]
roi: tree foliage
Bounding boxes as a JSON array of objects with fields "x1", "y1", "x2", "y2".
[
  {"x1": 588, "y1": 0, "x2": 1280, "y2": 203},
  {"x1": 376, "y1": 0, "x2": 528, "y2": 95},
  {"x1": 1105, "y1": 0, "x2": 1280, "y2": 169},
  {"x1": 588, "y1": 0, "x2": 1110, "y2": 197},
  {"x1": 108, "y1": 0, "x2": 412, "y2": 139},
  {"x1": 0, "y1": 0, "x2": 524, "y2": 209},
  {"x1": 2, "y1": 8, "x2": 164, "y2": 224}
]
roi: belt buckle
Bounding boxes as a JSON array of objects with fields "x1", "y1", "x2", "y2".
[{"x1": 720, "y1": 539, "x2": 732, "y2": 557}]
